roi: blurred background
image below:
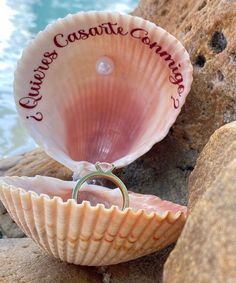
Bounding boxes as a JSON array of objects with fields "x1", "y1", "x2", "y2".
[{"x1": 0, "y1": 0, "x2": 138, "y2": 158}]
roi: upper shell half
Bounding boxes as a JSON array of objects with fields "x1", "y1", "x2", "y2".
[{"x1": 14, "y1": 11, "x2": 193, "y2": 174}]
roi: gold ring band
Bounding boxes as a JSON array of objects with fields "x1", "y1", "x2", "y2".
[{"x1": 72, "y1": 162, "x2": 129, "y2": 210}]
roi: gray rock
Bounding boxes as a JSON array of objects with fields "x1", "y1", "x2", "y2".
[
  {"x1": 107, "y1": 245, "x2": 174, "y2": 283},
  {"x1": 0, "y1": 213, "x2": 25, "y2": 238},
  {"x1": 117, "y1": 134, "x2": 197, "y2": 206},
  {"x1": 0, "y1": 202, "x2": 6, "y2": 215}
]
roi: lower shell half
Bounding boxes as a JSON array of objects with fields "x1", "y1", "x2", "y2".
[{"x1": 0, "y1": 182, "x2": 186, "y2": 266}]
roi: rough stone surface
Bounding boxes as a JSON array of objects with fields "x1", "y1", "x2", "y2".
[
  {"x1": 0, "y1": 155, "x2": 23, "y2": 176},
  {"x1": 5, "y1": 148, "x2": 72, "y2": 179},
  {"x1": 116, "y1": 134, "x2": 197, "y2": 206},
  {"x1": 133, "y1": 0, "x2": 236, "y2": 151},
  {"x1": 0, "y1": 237, "x2": 174, "y2": 283},
  {"x1": 163, "y1": 160, "x2": 236, "y2": 283},
  {"x1": 163, "y1": 122, "x2": 236, "y2": 283},
  {"x1": 0, "y1": 238, "x2": 101, "y2": 283},
  {"x1": 188, "y1": 121, "x2": 236, "y2": 211},
  {"x1": 107, "y1": 245, "x2": 174, "y2": 283},
  {"x1": 0, "y1": 202, "x2": 6, "y2": 215},
  {"x1": 0, "y1": 213, "x2": 25, "y2": 238}
]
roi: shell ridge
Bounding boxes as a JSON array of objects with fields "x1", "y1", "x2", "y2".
[
  {"x1": 18, "y1": 190, "x2": 40, "y2": 243},
  {"x1": 31, "y1": 192, "x2": 53, "y2": 254},
  {"x1": 89, "y1": 206, "x2": 118, "y2": 266},
  {"x1": 73, "y1": 202, "x2": 89, "y2": 263},
  {"x1": 123, "y1": 216, "x2": 161, "y2": 262},
  {"x1": 14, "y1": 189, "x2": 35, "y2": 238},
  {"x1": 65, "y1": 201, "x2": 85, "y2": 264},
  {"x1": 152, "y1": 217, "x2": 184, "y2": 251},
  {"x1": 56, "y1": 200, "x2": 73, "y2": 261},
  {"x1": 79, "y1": 204, "x2": 103, "y2": 265},
  {"x1": 77, "y1": 204, "x2": 101, "y2": 263},
  {"x1": 133, "y1": 214, "x2": 164, "y2": 254},
  {"x1": 64, "y1": 200, "x2": 73, "y2": 262},
  {"x1": 104, "y1": 209, "x2": 145, "y2": 264},
  {"x1": 9, "y1": 189, "x2": 33, "y2": 238},
  {"x1": 98, "y1": 208, "x2": 133, "y2": 265},
  {"x1": 43, "y1": 197, "x2": 60, "y2": 258}
]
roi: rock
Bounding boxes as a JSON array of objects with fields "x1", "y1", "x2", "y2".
[
  {"x1": 163, "y1": 160, "x2": 236, "y2": 283},
  {"x1": 163, "y1": 123, "x2": 236, "y2": 283},
  {"x1": 5, "y1": 148, "x2": 72, "y2": 179},
  {"x1": 133, "y1": 0, "x2": 236, "y2": 151},
  {"x1": 0, "y1": 238, "x2": 101, "y2": 283},
  {"x1": 0, "y1": 155, "x2": 23, "y2": 172},
  {"x1": 117, "y1": 134, "x2": 197, "y2": 206},
  {"x1": 0, "y1": 237, "x2": 173, "y2": 283},
  {"x1": 0, "y1": 213, "x2": 25, "y2": 238},
  {"x1": 0, "y1": 202, "x2": 6, "y2": 215},
  {"x1": 188, "y1": 122, "x2": 236, "y2": 210},
  {"x1": 106, "y1": 245, "x2": 174, "y2": 283}
]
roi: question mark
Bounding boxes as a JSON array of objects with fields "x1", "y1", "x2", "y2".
[
  {"x1": 26, "y1": 112, "x2": 43, "y2": 121},
  {"x1": 171, "y1": 96, "x2": 180, "y2": 109}
]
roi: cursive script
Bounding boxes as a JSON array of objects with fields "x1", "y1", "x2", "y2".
[
  {"x1": 19, "y1": 22, "x2": 185, "y2": 121},
  {"x1": 19, "y1": 50, "x2": 58, "y2": 121}
]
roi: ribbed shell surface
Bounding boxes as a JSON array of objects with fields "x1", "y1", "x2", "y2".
[{"x1": 0, "y1": 184, "x2": 186, "y2": 266}]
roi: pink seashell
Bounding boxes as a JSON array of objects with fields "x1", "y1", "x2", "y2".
[
  {"x1": 0, "y1": 176, "x2": 186, "y2": 266},
  {"x1": 14, "y1": 11, "x2": 193, "y2": 174}
]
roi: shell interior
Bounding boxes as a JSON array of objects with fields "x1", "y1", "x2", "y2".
[{"x1": 14, "y1": 12, "x2": 193, "y2": 173}]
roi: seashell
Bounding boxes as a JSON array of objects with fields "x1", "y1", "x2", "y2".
[
  {"x1": 14, "y1": 11, "x2": 193, "y2": 174},
  {"x1": 0, "y1": 176, "x2": 186, "y2": 266},
  {"x1": 0, "y1": 11, "x2": 193, "y2": 266}
]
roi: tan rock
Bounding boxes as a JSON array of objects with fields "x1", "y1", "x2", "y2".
[
  {"x1": 133, "y1": 0, "x2": 236, "y2": 151},
  {"x1": 163, "y1": 122, "x2": 236, "y2": 283},
  {"x1": 0, "y1": 238, "x2": 101, "y2": 283},
  {"x1": 188, "y1": 121, "x2": 236, "y2": 210},
  {"x1": 163, "y1": 160, "x2": 236, "y2": 283},
  {"x1": 0, "y1": 237, "x2": 173, "y2": 283},
  {"x1": 0, "y1": 155, "x2": 23, "y2": 173},
  {"x1": 5, "y1": 148, "x2": 72, "y2": 179}
]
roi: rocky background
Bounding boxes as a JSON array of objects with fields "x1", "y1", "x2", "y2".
[{"x1": 0, "y1": 0, "x2": 236, "y2": 282}]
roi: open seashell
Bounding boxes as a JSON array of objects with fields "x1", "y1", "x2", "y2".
[
  {"x1": 0, "y1": 176, "x2": 186, "y2": 266},
  {"x1": 14, "y1": 11, "x2": 193, "y2": 174},
  {"x1": 0, "y1": 11, "x2": 193, "y2": 266}
]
